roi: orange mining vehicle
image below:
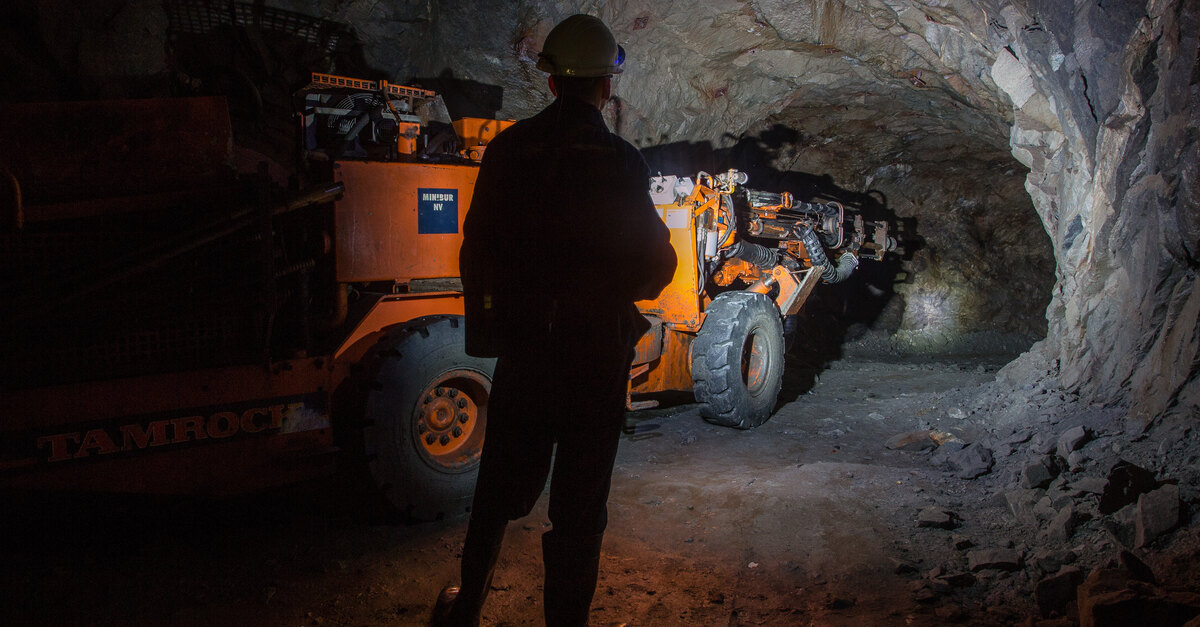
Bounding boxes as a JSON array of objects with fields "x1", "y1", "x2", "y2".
[
  {"x1": 633, "y1": 170, "x2": 895, "y2": 427},
  {"x1": 0, "y1": 73, "x2": 892, "y2": 519},
  {"x1": 0, "y1": 74, "x2": 508, "y2": 519}
]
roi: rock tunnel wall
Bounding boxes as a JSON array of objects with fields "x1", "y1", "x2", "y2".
[
  {"x1": 994, "y1": 0, "x2": 1200, "y2": 423},
  {"x1": 2, "y1": 0, "x2": 1196, "y2": 422}
]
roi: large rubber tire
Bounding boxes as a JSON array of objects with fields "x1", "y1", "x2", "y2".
[
  {"x1": 360, "y1": 316, "x2": 496, "y2": 520},
  {"x1": 691, "y1": 292, "x2": 785, "y2": 429}
]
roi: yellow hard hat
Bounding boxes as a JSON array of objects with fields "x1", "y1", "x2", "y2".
[{"x1": 536, "y1": 14, "x2": 625, "y2": 77}]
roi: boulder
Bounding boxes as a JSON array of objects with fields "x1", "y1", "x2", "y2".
[
  {"x1": 1031, "y1": 432, "x2": 1058, "y2": 455},
  {"x1": 1101, "y1": 504, "x2": 1139, "y2": 548},
  {"x1": 1034, "y1": 495, "x2": 1059, "y2": 521},
  {"x1": 917, "y1": 507, "x2": 961, "y2": 529},
  {"x1": 1042, "y1": 504, "x2": 1085, "y2": 544},
  {"x1": 1035, "y1": 566, "x2": 1083, "y2": 618},
  {"x1": 938, "y1": 571, "x2": 976, "y2": 588},
  {"x1": 1029, "y1": 549, "x2": 1077, "y2": 576},
  {"x1": 1005, "y1": 489, "x2": 1044, "y2": 525},
  {"x1": 1077, "y1": 568, "x2": 1200, "y2": 627},
  {"x1": 1003, "y1": 428, "x2": 1033, "y2": 445},
  {"x1": 929, "y1": 440, "x2": 967, "y2": 465},
  {"x1": 1135, "y1": 483, "x2": 1182, "y2": 548},
  {"x1": 1071, "y1": 476, "x2": 1108, "y2": 495},
  {"x1": 1057, "y1": 426, "x2": 1091, "y2": 459},
  {"x1": 950, "y1": 443, "x2": 994, "y2": 479},
  {"x1": 1022, "y1": 456, "x2": 1060, "y2": 489},
  {"x1": 967, "y1": 548, "x2": 1023, "y2": 572}
]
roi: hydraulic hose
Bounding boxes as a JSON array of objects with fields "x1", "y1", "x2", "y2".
[
  {"x1": 728, "y1": 240, "x2": 778, "y2": 269},
  {"x1": 797, "y1": 226, "x2": 858, "y2": 283},
  {"x1": 828, "y1": 251, "x2": 860, "y2": 283},
  {"x1": 794, "y1": 200, "x2": 841, "y2": 218}
]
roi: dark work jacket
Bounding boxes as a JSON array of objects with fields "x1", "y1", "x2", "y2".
[{"x1": 460, "y1": 97, "x2": 676, "y2": 358}]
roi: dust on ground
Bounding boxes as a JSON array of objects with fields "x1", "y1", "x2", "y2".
[{"x1": 3, "y1": 340, "x2": 1198, "y2": 626}]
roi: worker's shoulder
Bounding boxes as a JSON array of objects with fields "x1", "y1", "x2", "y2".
[
  {"x1": 607, "y1": 132, "x2": 647, "y2": 164},
  {"x1": 597, "y1": 131, "x2": 649, "y2": 177},
  {"x1": 475, "y1": 119, "x2": 542, "y2": 168}
]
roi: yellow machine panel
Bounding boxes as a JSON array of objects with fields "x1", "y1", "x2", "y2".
[
  {"x1": 334, "y1": 161, "x2": 480, "y2": 283},
  {"x1": 636, "y1": 204, "x2": 701, "y2": 329}
]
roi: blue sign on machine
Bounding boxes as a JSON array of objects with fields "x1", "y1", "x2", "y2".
[{"x1": 417, "y1": 188, "x2": 459, "y2": 234}]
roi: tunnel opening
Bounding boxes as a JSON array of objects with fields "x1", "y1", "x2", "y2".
[{"x1": 642, "y1": 115, "x2": 1056, "y2": 374}]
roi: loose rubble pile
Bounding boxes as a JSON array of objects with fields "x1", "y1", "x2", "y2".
[{"x1": 880, "y1": 357, "x2": 1200, "y2": 626}]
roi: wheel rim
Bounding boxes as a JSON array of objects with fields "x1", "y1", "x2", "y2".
[
  {"x1": 742, "y1": 327, "x2": 769, "y2": 395},
  {"x1": 413, "y1": 369, "x2": 489, "y2": 472}
]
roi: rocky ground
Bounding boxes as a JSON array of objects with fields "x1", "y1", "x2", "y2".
[{"x1": 3, "y1": 334, "x2": 1198, "y2": 626}]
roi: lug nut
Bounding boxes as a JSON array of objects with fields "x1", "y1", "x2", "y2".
[
  {"x1": 457, "y1": 413, "x2": 469, "y2": 423},
  {"x1": 417, "y1": 422, "x2": 427, "y2": 433},
  {"x1": 447, "y1": 388, "x2": 458, "y2": 398},
  {"x1": 425, "y1": 433, "x2": 436, "y2": 445},
  {"x1": 423, "y1": 396, "x2": 432, "y2": 405},
  {"x1": 435, "y1": 387, "x2": 445, "y2": 397},
  {"x1": 452, "y1": 426, "x2": 463, "y2": 437},
  {"x1": 456, "y1": 398, "x2": 468, "y2": 408},
  {"x1": 439, "y1": 434, "x2": 450, "y2": 445}
]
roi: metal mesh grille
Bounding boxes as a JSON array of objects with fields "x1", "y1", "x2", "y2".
[{"x1": 165, "y1": 0, "x2": 345, "y2": 52}]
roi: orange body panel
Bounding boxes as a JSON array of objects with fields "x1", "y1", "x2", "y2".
[
  {"x1": 636, "y1": 204, "x2": 702, "y2": 329},
  {"x1": 630, "y1": 328, "x2": 696, "y2": 395},
  {"x1": 334, "y1": 161, "x2": 479, "y2": 283},
  {"x1": 453, "y1": 118, "x2": 515, "y2": 160},
  {"x1": 631, "y1": 200, "x2": 707, "y2": 401}
]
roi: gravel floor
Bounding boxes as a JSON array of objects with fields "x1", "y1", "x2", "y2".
[{"x1": 3, "y1": 344, "x2": 1197, "y2": 626}]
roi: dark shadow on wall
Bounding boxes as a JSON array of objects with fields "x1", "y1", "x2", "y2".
[
  {"x1": 412, "y1": 70, "x2": 504, "y2": 120},
  {"x1": 643, "y1": 125, "x2": 922, "y2": 402}
]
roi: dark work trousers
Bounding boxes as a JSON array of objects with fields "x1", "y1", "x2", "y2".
[
  {"x1": 450, "y1": 300, "x2": 644, "y2": 625},
  {"x1": 471, "y1": 333, "x2": 633, "y2": 535}
]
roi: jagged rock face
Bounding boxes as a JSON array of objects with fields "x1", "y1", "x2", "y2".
[
  {"x1": 995, "y1": 0, "x2": 1200, "y2": 422},
  {"x1": 2, "y1": 0, "x2": 1196, "y2": 422}
]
